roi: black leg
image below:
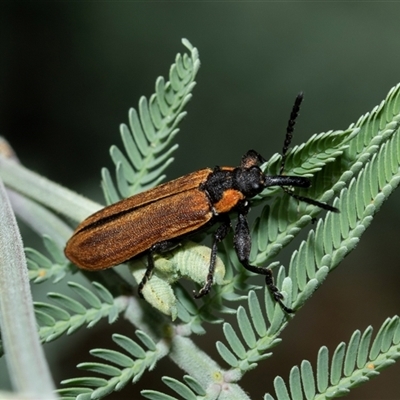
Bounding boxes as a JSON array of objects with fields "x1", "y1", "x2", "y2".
[
  {"x1": 138, "y1": 240, "x2": 179, "y2": 298},
  {"x1": 138, "y1": 251, "x2": 155, "y2": 298},
  {"x1": 195, "y1": 217, "x2": 231, "y2": 298},
  {"x1": 234, "y1": 213, "x2": 293, "y2": 313}
]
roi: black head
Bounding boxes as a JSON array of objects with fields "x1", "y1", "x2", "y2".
[{"x1": 238, "y1": 93, "x2": 339, "y2": 213}]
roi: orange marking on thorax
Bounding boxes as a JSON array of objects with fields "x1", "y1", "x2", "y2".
[{"x1": 213, "y1": 189, "x2": 245, "y2": 213}]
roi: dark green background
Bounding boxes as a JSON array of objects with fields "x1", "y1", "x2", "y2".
[{"x1": 1, "y1": 3, "x2": 400, "y2": 399}]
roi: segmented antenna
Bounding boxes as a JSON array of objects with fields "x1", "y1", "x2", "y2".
[
  {"x1": 280, "y1": 93, "x2": 339, "y2": 213},
  {"x1": 279, "y1": 92, "x2": 304, "y2": 175}
]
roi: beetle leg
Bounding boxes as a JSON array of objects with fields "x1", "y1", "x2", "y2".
[
  {"x1": 195, "y1": 216, "x2": 231, "y2": 298},
  {"x1": 138, "y1": 240, "x2": 179, "y2": 298},
  {"x1": 137, "y1": 252, "x2": 156, "y2": 298},
  {"x1": 234, "y1": 213, "x2": 293, "y2": 313}
]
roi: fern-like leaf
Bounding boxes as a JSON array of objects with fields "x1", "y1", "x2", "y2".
[
  {"x1": 285, "y1": 83, "x2": 400, "y2": 310},
  {"x1": 216, "y1": 288, "x2": 290, "y2": 374},
  {"x1": 101, "y1": 38, "x2": 200, "y2": 204},
  {"x1": 261, "y1": 127, "x2": 357, "y2": 180},
  {"x1": 36, "y1": 282, "x2": 127, "y2": 342},
  {"x1": 244, "y1": 84, "x2": 400, "y2": 314},
  {"x1": 142, "y1": 375, "x2": 207, "y2": 400},
  {"x1": 249, "y1": 126, "x2": 357, "y2": 268},
  {"x1": 58, "y1": 332, "x2": 168, "y2": 400},
  {"x1": 265, "y1": 316, "x2": 400, "y2": 400},
  {"x1": 26, "y1": 235, "x2": 72, "y2": 283}
]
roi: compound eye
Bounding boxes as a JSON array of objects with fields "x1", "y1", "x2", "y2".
[
  {"x1": 246, "y1": 166, "x2": 264, "y2": 195},
  {"x1": 252, "y1": 181, "x2": 261, "y2": 191}
]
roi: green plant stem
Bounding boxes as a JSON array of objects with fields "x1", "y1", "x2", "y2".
[
  {"x1": 0, "y1": 177, "x2": 56, "y2": 398},
  {"x1": 0, "y1": 154, "x2": 101, "y2": 223},
  {"x1": 7, "y1": 188, "x2": 73, "y2": 246},
  {"x1": 170, "y1": 336, "x2": 251, "y2": 400}
]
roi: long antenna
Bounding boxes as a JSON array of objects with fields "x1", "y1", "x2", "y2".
[
  {"x1": 280, "y1": 92, "x2": 304, "y2": 175},
  {"x1": 280, "y1": 93, "x2": 339, "y2": 213}
]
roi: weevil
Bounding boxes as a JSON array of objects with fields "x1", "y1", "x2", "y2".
[{"x1": 65, "y1": 93, "x2": 338, "y2": 312}]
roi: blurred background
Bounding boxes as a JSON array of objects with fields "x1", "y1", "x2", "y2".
[{"x1": 1, "y1": 3, "x2": 400, "y2": 399}]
